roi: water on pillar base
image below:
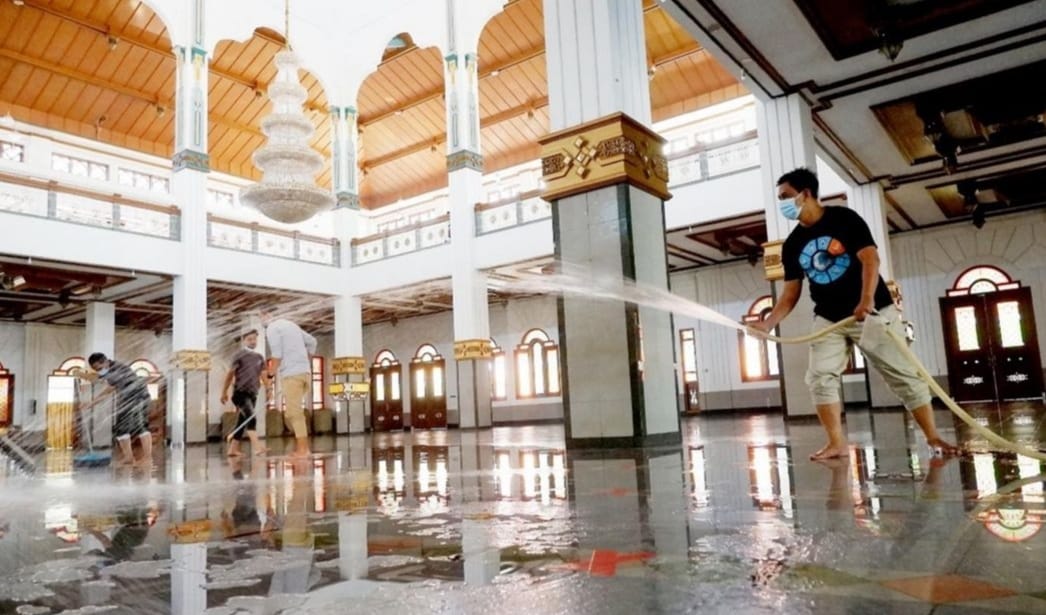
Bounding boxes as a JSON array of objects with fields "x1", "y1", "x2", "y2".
[{"x1": 554, "y1": 184, "x2": 681, "y2": 449}]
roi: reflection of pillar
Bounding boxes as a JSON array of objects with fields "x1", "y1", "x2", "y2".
[
  {"x1": 274, "y1": 459, "x2": 315, "y2": 594},
  {"x1": 170, "y1": 535, "x2": 207, "y2": 615},
  {"x1": 462, "y1": 517, "x2": 499, "y2": 585},
  {"x1": 757, "y1": 94, "x2": 818, "y2": 419},
  {"x1": 337, "y1": 512, "x2": 368, "y2": 580},
  {"x1": 333, "y1": 296, "x2": 365, "y2": 434},
  {"x1": 567, "y1": 450, "x2": 689, "y2": 585},
  {"x1": 542, "y1": 0, "x2": 678, "y2": 447}
]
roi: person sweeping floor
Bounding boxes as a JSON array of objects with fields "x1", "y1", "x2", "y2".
[{"x1": 87, "y1": 353, "x2": 154, "y2": 467}]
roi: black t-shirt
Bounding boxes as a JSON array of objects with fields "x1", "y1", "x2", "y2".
[
  {"x1": 782, "y1": 206, "x2": 893, "y2": 323},
  {"x1": 230, "y1": 348, "x2": 266, "y2": 393},
  {"x1": 101, "y1": 361, "x2": 152, "y2": 408}
]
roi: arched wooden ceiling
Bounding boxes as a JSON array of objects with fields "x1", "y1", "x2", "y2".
[
  {"x1": 1, "y1": 0, "x2": 742, "y2": 210},
  {"x1": 0, "y1": 1, "x2": 331, "y2": 187},
  {"x1": 357, "y1": 0, "x2": 743, "y2": 208}
]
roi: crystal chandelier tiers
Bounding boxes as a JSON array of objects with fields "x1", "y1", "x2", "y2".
[{"x1": 239, "y1": 4, "x2": 333, "y2": 223}]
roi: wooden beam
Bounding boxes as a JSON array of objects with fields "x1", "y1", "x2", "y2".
[
  {"x1": 15, "y1": 0, "x2": 326, "y2": 114},
  {"x1": 0, "y1": 48, "x2": 170, "y2": 107}
]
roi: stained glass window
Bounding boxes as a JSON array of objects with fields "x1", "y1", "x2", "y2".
[
  {"x1": 310, "y1": 356, "x2": 324, "y2": 410},
  {"x1": 949, "y1": 265, "x2": 1016, "y2": 296},
  {"x1": 996, "y1": 301, "x2": 1024, "y2": 348},
  {"x1": 411, "y1": 344, "x2": 443, "y2": 401}
]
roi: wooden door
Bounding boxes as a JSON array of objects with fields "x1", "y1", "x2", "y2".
[
  {"x1": 370, "y1": 362, "x2": 403, "y2": 431},
  {"x1": 679, "y1": 329, "x2": 700, "y2": 414},
  {"x1": 987, "y1": 287, "x2": 1044, "y2": 401},
  {"x1": 940, "y1": 295, "x2": 997, "y2": 402},
  {"x1": 0, "y1": 370, "x2": 13, "y2": 429},
  {"x1": 409, "y1": 358, "x2": 447, "y2": 429}
]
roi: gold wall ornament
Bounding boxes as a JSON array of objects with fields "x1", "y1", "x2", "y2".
[
  {"x1": 172, "y1": 350, "x2": 211, "y2": 371},
  {"x1": 539, "y1": 112, "x2": 670, "y2": 202},
  {"x1": 454, "y1": 339, "x2": 494, "y2": 360},
  {"x1": 762, "y1": 240, "x2": 785, "y2": 281},
  {"x1": 332, "y1": 356, "x2": 366, "y2": 375},
  {"x1": 887, "y1": 280, "x2": 902, "y2": 305}
]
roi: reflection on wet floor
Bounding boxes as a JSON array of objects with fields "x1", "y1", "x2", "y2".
[{"x1": 1, "y1": 405, "x2": 1045, "y2": 613}]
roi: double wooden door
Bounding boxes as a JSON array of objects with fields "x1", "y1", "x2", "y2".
[
  {"x1": 409, "y1": 358, "x2": 447, "y2": 429},
  {"x1": 940, "y1": 287, "x2": 1043, "y2": 403},
  {"x1": 370, "y1": 361, "x2": 404, "y2": 431}
]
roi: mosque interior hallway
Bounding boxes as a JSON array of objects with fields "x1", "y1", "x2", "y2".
[{"x1": 0, "y1": 403, "x2": 1044, "y2": 614}]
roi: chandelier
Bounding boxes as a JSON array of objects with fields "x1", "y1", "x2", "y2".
[{"x1": 239, "y1": 1, "x2": 333, "y2": 223}]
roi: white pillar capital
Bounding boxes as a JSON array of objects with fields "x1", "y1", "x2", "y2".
[{"x1": 173, "y1": 44, "x2": 209, "y2": 172}]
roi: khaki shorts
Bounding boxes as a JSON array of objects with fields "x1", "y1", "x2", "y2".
[
  {"x1": 805, "y1": 305, "x2": 932, "y2": 411},
  {"x1": 281, "y1": 373, "x2": 311, "y2": 438}
]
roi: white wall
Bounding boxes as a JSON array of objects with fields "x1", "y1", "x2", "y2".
[
  {"x1": 362, "y1": 295, "x2": 563, "y2": 424},
  {"x1": 892, "y1": 209, "x2": 1046, "y2": 378}
]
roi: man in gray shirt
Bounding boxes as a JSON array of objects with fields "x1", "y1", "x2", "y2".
[
  {"x1": 220, "y1": 329, "x2": 268, "y2": 457},
  {"x1": 260, "y1": 307, "x2": 317, "y2": 457}
]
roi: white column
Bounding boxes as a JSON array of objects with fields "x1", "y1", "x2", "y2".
[
  {"x1": 333, "y1": 295, "x2": 365, "y2": 434},
  {"x1": 462, "y1": 517, "x2": 499, "y2": 585},
  {"x1": 170, "y1": 542, "x2": 207, "y2": 615},
  {"x1": 84, "y1": 303, "x2": 115, "y2": 360},
  {"x1": 849, "y1": 183, "x2": 894, "y2": 278},
  {"x1": 850, "y1": 182, "x2": 898, "y2": 408},
  {"x1": 330, "y1": 106, "x2": 360, "y2": 211},
  {"x1": 446, "y1": 0, "x2": 492, "y2": 429},
  {"x1": 544, "y1": 0, "x2": 651, "y2": 129},
  {"x1": 757, "y1": 94, "x2": 818, "y2": 419},
  {"x1": 84, "y1": 302, "x2": 116, "y2": 448},
  {"x1": 170, "y1": 5, "x2": 211, "y2": 446}
]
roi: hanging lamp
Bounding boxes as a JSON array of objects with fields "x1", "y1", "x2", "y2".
[{"x1": 239, "y1": 0, "x2": 334, "y2": 223}]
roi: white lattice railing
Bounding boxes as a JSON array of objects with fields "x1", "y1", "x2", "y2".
[
  {"x1": 0, "y1": 173, "x2": 179, "y2": 239},
  {"x1": 667, "y1": 133, "x2": 760, "y2": 188},
  {"x1": 351, "y1": 214, "x2": 451, "y2": 265},
  {"x1": 474, "y1": 191, "x2": 551, "y2": 235},
  {"x1": 207, "y1": 215, "x2": 340, "y2": 266}
]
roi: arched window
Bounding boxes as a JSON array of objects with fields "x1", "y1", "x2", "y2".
[
  {"x1": 56, "y1": 357, "x2": 86, "y2": 376},
  {"x1": 411, "y1": 344, "x2": 444, "y2": 399},
  {"x1": 372, "y1": 350, "x2": 401, "y2": 404},
  {"x1": 310, "y1": 356, "x2": 325, "y2": 410},
  {"x1": 515, "y1": 329, "x2": 561, "y2": 398},
  {"x1": 0, "y1": 361, "x2": 12, "y2": 428},
  {"x1": 129, "y1": 359, "x2": 161, "y2": 401},
  {"x1": 740, "y1": 297, "x2": 779, "y2": 381},
  {"x1": 947, "y1": 265, "x2": 1020, "y2": 297},
  {"x1": 489, "y1": 339, "x2": 507, "y2": 401}
]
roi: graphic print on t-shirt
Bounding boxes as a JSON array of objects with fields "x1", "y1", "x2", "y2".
[{"x1": 798, "y1": 236, "x2": 851, "y2": 285}]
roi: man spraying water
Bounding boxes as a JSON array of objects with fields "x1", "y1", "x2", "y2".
[{"x1": 748, "y1": 167, "x2": 958, "y2": 461}]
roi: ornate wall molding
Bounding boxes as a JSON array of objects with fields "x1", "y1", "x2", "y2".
[
  {"x1": 332, "y1": 356, "x2": 366, "y2": 375},
  {"x1": 172, "y1": 149, "x2": 210, "y2": 173},
  {"x1": 453, "y1": 338, "x2": 493, "y2": 360},
  {"x1": 539, "y1": 112, "x2": 670, "y2": 202},
  {"x1": 172, "y1": 350, "x2": 211, "y2": 371},
  {"x1": 446, "y1": 149, "x2": 484, "y2": 173}
]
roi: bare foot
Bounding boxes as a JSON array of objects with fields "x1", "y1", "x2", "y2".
[
  {"x1": 927, "y1": 438, "x2": 961, "y2": 457},
  {"x1": 117, "y1": 457, "x2": 136, "y2": 467},
  {"x1": 253, "y1": 447, "x2": 269, "y2": 457},
  {"x1": 226, "y1": 447, "x2": 242, "y2": 458},
  {"x1": 809, "y1": 444, "x2": 848, "y2": 461}
]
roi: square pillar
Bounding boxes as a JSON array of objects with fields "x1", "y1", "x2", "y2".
[
  {"x1": 757, "y1": 94, "x2": 818, "y2": 419},
  {"x1": 334, "y1": 294, "x2": 365, "y2": 434},
  {"x1": 84, "y1": 302, "x2": 115, "y2": 448},
  {"x1": 540, "y1": 114, "x2": 679, "y2": 447}
]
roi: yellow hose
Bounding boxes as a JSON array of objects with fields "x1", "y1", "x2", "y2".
[{"x1": 755, "y1": 316, "x2": 1046, "y2": 462}]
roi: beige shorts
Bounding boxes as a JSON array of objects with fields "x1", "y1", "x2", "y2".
[
  {"x1": 805, "y1": 305, "x2": 931, "y2": 410},
  {"x1": 281, "y1": 372, "x2": 311, "y2": 438}
]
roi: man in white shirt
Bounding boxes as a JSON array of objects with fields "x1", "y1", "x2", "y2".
[{"x1": 260, "y1": 307, "x2": 317, "y2": 457}]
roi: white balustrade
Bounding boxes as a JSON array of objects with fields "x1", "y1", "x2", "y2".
[
  {"x1": 475, "y1": 193, "x2": 551, "y2": 235},
  {"x1": 352, "y1": 215, "x2": 451, "y2": 265}
]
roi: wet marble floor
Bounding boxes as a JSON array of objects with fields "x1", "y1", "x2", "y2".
[{"x1": 1, "y1": 404, "x2": 1045, "y2": 614}]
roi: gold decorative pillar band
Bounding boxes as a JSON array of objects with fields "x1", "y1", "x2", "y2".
[
  {"x1": 168, "y1": 519, "x2": 212, "y2": 544},
  {"x1": 334, "y1": 473, "x2": 372, "y2": 512},
  {"x1": 539, "y1": 112, "x2": 670, "y2": 202},
  {"x1": 329, "y1": 382, "x2": 370, "y2": 398},
  {"x1": 454, "y1": 339, "x2": 494, "y2": 360},
  {"x1": 172, "y1": 350, "x2": 211, "y2": 371},
  {"x1": 332, "y1": 356, "x2": 366, "y2": 375},
  {"x1": 762, "y1": 240, "x2": 785, "y2": 282}
]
